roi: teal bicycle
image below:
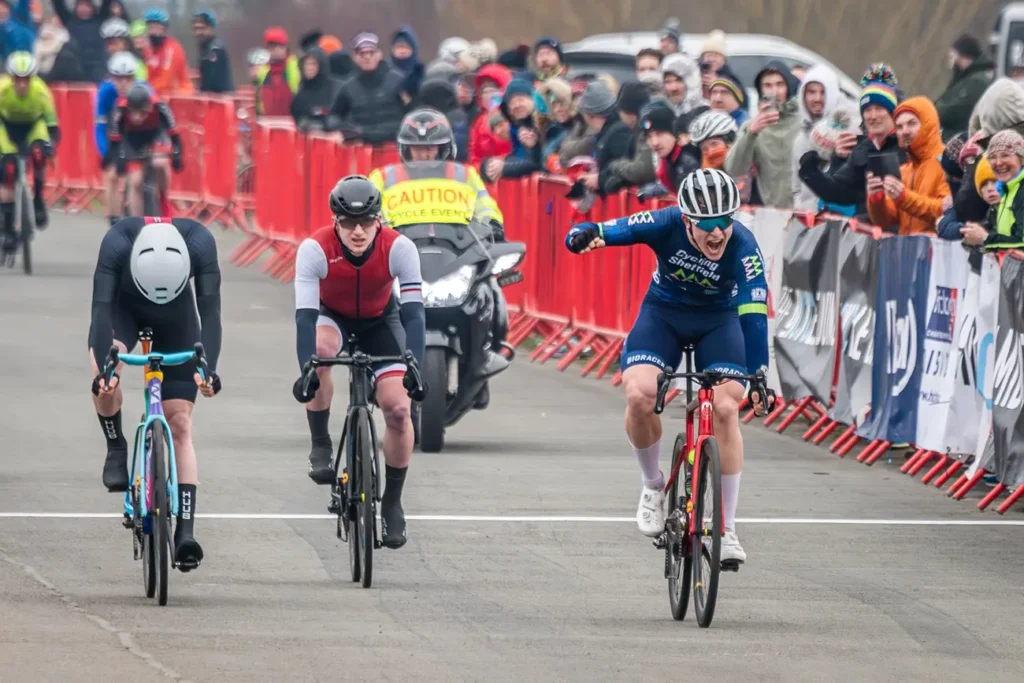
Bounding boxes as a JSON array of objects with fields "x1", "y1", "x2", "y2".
[{"x1": 96, "y1": 328, "x2": 210, "y2": 606}]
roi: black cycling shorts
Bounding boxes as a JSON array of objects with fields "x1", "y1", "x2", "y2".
[
  {"x1": 317, "y1": 299, "x2": 406, "y2": 382},
  {"x1": 109, "y1": 302, "x2": 201, "y2": 402}
]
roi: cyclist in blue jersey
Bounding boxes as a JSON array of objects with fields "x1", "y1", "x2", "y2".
[
  {"x1": 566, "y1": 168, "x2": 771, "y2": 566},
  {"x1": 96, "y1": 51, "x2": 144, "y2": 226}
]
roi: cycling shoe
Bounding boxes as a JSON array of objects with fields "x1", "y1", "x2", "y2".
[
  {"x1": 174, "y1": 535, "x2": 204, "y2": 572},
  {"x1": 103, "y1": 447, "x2": 129, "y2": 492}
]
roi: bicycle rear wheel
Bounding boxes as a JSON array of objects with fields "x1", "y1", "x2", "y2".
[
  {"x1": 150, "y1": 421, "x2": 171, "y2": 606},
  {"x1": 691, "y1": 437, "x2": 722, "y2": 628},
  {"x1": 666, "y1": 433, "x2": 692, "y2": 621},
  {"x1": 346, "y1": 415, "x2": 361, "y2": 584},
  {"x1": 17, "y1": 179, "x2": 32, "y2": 275},
  {"x1": 354, "y1": 409, "x2": 375, "y2": 588}
]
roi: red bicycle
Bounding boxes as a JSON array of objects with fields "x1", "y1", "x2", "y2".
[{"x1": 653, "y1": 344, "x2": 774, "y2": 627}]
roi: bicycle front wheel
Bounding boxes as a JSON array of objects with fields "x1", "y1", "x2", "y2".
[
  {"x1": 691, "y1": 437, "x2": 723, "y2": 628},
  {"x1": 666, "y1": 433, "x2": 692, "y2": 621},
  {"x1": 17, "y1": 179, "x2": 32, "y2": 275},
  {"x1": 150, "y1": 421, "x2": 171, "y2": 606},
  {"x1": 354, "y1": 409, "x2": 375, "y2": 589}
]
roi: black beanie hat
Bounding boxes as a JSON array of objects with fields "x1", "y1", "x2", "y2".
[
  {"x1": 952, "y1": 34, "x2": 983, "y2": 60},
  {"x1": 640, "y1": 102, "x2": 676, "y2": 134},
  {"x1": 617, "y1": 81, "x2": 651, "y2": 116}
]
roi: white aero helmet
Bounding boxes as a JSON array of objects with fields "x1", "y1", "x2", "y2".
[
  {"x1": 688, "y1": 110, "x2": 738, "y2": 144},
  {"x1": 677, "y1": 168, "x2": 741, "y2": 220},
  {"x1": 108, "y1": 51, "x2": 139, "y2": 77},
  {"x1": 130, "y1": 223, "x2": 192, "y2": 304},
  {"x1": 101, "y1": 18, "x2": 131, "y2": 40}
]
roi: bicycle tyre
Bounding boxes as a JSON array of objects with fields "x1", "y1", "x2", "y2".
[
  {"x1": 346, "y1": 414, "x2": 361, "y2": 584},
  {"x1": 17, "y1": 180, "x2": 32, "y2": 275},
  {"x1": 692, "y1": 437, "x2": 722, "y2": 628},
  {"x1": 667, "y1": 433, "x2": 692, "y2": 621},
  {"x1": 137, "y1": 481, "x2": 157, "y2": 598},
  {"x1": 142, "y1": 163, "x2": 159, "y2": 217},
  {"x1": 419, "y1": 348, "x2": 447, "y2": 453},
  {"x1": 355, "y1": 408, "x2": 375, "y2": 588},
  {"x1": 151, "y1": 421, "x2": 171, "y2": 606}
]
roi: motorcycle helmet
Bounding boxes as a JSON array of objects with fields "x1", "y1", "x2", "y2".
[{"x1": 397, "y1": 109, "x2": 455, "y2": 163}]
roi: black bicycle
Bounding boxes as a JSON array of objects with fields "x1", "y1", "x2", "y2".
[{"x1": 299, "y1": 336, "x2": 423, "y2": 588}]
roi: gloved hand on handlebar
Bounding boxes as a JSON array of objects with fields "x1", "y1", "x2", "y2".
[
  {"x1": 748, "y1": 370, "x2": 777, "y2": 417},
  {"x1": 292, "y1": 367, "x2": 320, "y2": 403},
  {"x1": 403, "y1": 363, "x2": 426, "y2": 402}
]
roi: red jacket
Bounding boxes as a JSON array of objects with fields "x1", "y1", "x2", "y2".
[{"x1": 469, "y1": 64, "x2": 514, "y2": 168}]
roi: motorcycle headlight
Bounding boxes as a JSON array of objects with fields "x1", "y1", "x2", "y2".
[
  {"x1": 423, "y1": 265, "x2": 475, "y2": 307},
  {"x1": 491, "y1": 252, "x2": 524, "y2": 276}
]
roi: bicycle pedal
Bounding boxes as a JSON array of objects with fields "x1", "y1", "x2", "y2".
[
  {"x1": 327, "y1": 499, "x2": 341, "y2": 515},
  {"x1": 720, "y1": 559, "x2": 741, "y2": 572},
  {"x1": 121, "y1": 514, "x2": 133, "y2": 529},
  {"x1": 652, "y1": 535, "x2": 668, "y2": 550}
]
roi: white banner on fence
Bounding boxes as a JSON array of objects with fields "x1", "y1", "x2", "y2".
[
  {"x1": 737, "y1": 208, "x2": 791, "y2": 393},
  {"x1": 915, "y1": 240, "x2": 970, "y2": 452},
  {"x1": 966, "y1": 254, "x2": 1002, "y2": 476}
]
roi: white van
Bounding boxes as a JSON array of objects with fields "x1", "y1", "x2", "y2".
[{"x1": 562, "y1": 31, "x2": 862, "y2": 116}]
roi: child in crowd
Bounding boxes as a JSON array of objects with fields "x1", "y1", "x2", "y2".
[{"x1": 937, "y1": 155, "x2": 998, "y2": 241}]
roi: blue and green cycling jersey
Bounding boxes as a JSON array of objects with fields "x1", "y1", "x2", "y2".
[{"x1": 565, "y1": 206, "x2": 770, "y2": 374}]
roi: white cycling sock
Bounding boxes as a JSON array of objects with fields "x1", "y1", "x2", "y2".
[
  {"x1": 631, "y1": 439, "x2": 663, "y2": 489},
  {"x1": 722, "y1": 473, "x2": 741, "y2": 532}
]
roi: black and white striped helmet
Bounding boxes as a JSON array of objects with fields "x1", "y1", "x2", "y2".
[
  {"x1": 688, "y1": 111, "x2": 738, "y2": 143},
  {"x1": 677, "y1": 168, "x2": 741, "y2": 219}
]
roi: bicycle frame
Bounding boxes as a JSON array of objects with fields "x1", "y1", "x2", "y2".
[{"x1": 119, "y1": 346, "x2": 197, "y2": 521}]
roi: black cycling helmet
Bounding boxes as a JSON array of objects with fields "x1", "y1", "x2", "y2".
[
  {"x1": 329, "y1": 175, "x2": 382, "y2": 218},
  {"x1": 397, "y1": 108, "x2": 454, "y2": 162},
  {"x1": 126, "y1": 83, "x2": 153, "y2": 111}
]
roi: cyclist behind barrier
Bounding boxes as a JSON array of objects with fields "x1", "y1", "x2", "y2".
[
  {"x1": 0, "y1": 51, "x2": 59, "y2": 254},
  {"x1": 96, "y1": 52, "x2": 147, "y2": 226},
  {"x1": 101, "y1": 17, "x2": 148, "y2": 80},
  {"x1": 565, "y1": 168, "x2": 771, "y2": 566},
  {"x1": 368, "y1": 108, "x2": 507, "y2": 409},
  {"x1": 293, "y1": 175, "x2": 426, "y2": 550},
  {"x1": 109, "y1": 82, "x2": 183, "y2": 217},
  {"x1": 89, "y1": 217, "x2": 223, "y2": 570}
]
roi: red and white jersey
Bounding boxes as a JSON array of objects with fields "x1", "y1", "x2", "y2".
[{"x1": 294, "y1": 226, "x2": 422, "y2": 318}]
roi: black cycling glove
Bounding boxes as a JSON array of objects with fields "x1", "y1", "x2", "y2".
[
  {"x1": 567, "y1": 224, "x2": 600, "y2": 253},
  {"x1": 403, "y1": 366, "x2": 426, "y2": 402},
  {"x1": 293, "y1": 372, "x2": 320, "y2": 403},
  {"x1": 91, "y1": 371, "x2": 120, "y2": 397},
  {"x1": 202, "y1": 371, "x2": 223, "y2": 396}
]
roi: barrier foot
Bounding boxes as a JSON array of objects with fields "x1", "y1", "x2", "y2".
[
  {"x1": 594, "y1": 339, "x2": 623, "y2": 380},
  {"x1": 978, "y1": 483, "x2": 1007, "y2": 511},
  {"x1": 741, "y1": 407, "x2": 757, "y2": 424},
  {"x1": 529, "y1": 323, "x2": 571, "y2": 363},
  {"x1": 865, "y1": 441, "x2": 892, "y2": 466},
  {"x1": 581, "y1": 337, "x2": 617, "y2": 377},
  {"x1": 762, "y1": 399, "x2": 789, "y2": 427},
  {"x1": 947, "y1": 473, "x2": 970, "y2": 497},
  {"x1": 901, "y1": 449, "x2": 926, "y2": 474},
  {"x1": 953, "y1": 470, "x2": 987, "y2": 501},
  {"x1": 802, "y1": 415, "x2": 831, "y2": 441},
  {"x1": 739, "y1": 397, "x2": 750, "y2": 411},
  {"x1": 921, "y1": 455, "x2": 950, "y2": 485},
  {"x1": 837, "y1": 434, "x2": 861, "y2": 457},
  {"x1": 812, "y1": 419, "x2": 840, "y2": 445},
  {"x1": 908, "y1": 450, "x2": 936, "y2": 476},
  {"x1": 556, "y1": 331, "x2": 598, "y2": 371},
  {"x1": 830, "y1": 424, "x2": 857, "y2": 453},
  {"x1": 934, "y1": 460, "x2": 963, "y2": 488},
  {"x1": 611, "y1": 370, "x2": 623, "y2": 387},
  {"x1": 855, "y1": 439, "x2": 880, "y2": 463},
  {"x1": 776, "y1": 396, "x2": 814, "y2": 434},
  {"x1": 665, "y1": 388, "x2": 680, "y2": 406},
  {"x1": 997, "y1": 485, "x2": 1024, "y2": 515},
  {"x1": 508, "y1": 317, "x2": 540, "y2": 347}
]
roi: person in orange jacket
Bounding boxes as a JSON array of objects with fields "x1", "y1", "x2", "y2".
[
  {"x1": 142, "y1": 8, "x2": 193, "y2": 96},
  {"x1": 866, "y1": 96, "x2": 949, "y2": 235}
]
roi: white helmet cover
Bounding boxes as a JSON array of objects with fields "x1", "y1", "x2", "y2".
[
  {"x1": 688, "y1": 110, "x2": 738, "y2": 143},
  {"x1": 108, "y1": 51, "x2": 139, "y2": 77},
  {"x1": 130, "y1": 223, "x2": 192, "y2": 304},
  {"x1": 677, "y1": 168, "x2": 741, "y2": 219}
]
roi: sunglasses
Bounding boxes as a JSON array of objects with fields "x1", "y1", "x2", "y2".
[
  {"x1": 334, "y1": 215, "x2": 379, "y2": 231},
  {"x1": 693, "y1": 216, "x2": 733, "y2": 232}
]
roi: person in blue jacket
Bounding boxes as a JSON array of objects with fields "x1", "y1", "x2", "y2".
[
  {"x1": 0, "y1": 0, "x2": 37, "y2": 60},
  {"x1": 95, "y1": 51, "x2": 144, "y2": 225}
]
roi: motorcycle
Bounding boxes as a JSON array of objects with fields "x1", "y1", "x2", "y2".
[{"x1": 396, "y1": 221, "x2": 526, "y2": 452}]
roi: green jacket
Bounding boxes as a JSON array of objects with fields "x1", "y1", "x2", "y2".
[
  {"x1": 935, "y1": 56, "x2": 994, "y2": 142},
  {"x1": 987, "y1": 169, "x2": 1024, "y2": 249},
  {"x1": 724, "y1": 97, "x2": 801, "y2": 209},
  {"x1": 255, "y1": 56, "x2": 300, "y2": 115}
]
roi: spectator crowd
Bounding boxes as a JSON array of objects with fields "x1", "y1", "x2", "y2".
[{"x1": 6, "y1": 5, "x2": 1023, "y2": 251}]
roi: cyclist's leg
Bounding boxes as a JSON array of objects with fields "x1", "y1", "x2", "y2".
[
  {"x1": 87, "y1": 305, "x2": 138, "y2": 491},
  {"x1": 104, "y1": 165, "x2": 122, "y2": 224},
  {"x1": 152, "y1": 313, "x2": 204, "y2": 565},
  {"x1": 694, "y1": 310, "x2": 748, "y2": 562},
  {"x1": 621, "y1": 301, "x2": 685, "y2": 537},
  {"x1": 369, "y1": 308, "x2": 414, "y2": 548},
  {"x1": 0, "y1": 121, "x2": 16, "y2": 251},
  {"x1": 152, "y1": 155, "x2": 172, "y2": 215},
  {"x1": 125, "y1": 161, "x2": 145, "y2": 217},
  {"x1": 27, "y1": 119, "x2": 50, "y2": 228},
  {"x1": 306, "y1": 308, "x2": 343, "y2": 483}
]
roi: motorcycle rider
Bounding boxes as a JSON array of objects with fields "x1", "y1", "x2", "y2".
[{"x1": 368, "y1": 108, "x2": 509, "y2": 409}]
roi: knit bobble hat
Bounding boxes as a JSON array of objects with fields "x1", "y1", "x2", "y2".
[
  {"x1": 810, "y1": 108, "x2": 859, "y2": 161},
  {"x1": 640, "y1": 102, "x2": 676, "y2": 134},
  {"x1": 974, "y1": 156, "x2": 997, "y2": 194},
  {"x1": 859, "y1": 82, "x2": 899, "y2": 115},
  {"x1": 942, "y1": 132, "x2": 968, "y2": 178},
  {"x1": 859, "y1": 63, "x2": 898, "y2": 88},
  {"x1": 986, "y1": 128, "x2": 1024, "y2": 161}
]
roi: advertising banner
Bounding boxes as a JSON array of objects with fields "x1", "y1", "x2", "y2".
[
  {"x1": 856, "y1": 236, "x2": 931, "y2": 444},
  {"x1": 990, "y1": 257, "x2": 1024, "y2": 488},
  {"x1": 967, "y1": 255, "x2": 1002, "y2": 477},
  {"x1": 774, "y1": 220, "x2": 842, "y2": 403}
]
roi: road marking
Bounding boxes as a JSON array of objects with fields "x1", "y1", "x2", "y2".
[{"x1": 0, "y1": 512, "x2": 1023, "y2": 526}]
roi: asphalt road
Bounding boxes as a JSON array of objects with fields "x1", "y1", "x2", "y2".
[{"x1": 2, "y1": 214, "x2": 1024, "y2": 683}]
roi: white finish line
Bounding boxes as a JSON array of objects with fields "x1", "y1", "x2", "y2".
[{"x1": 1, "y1": 512, "x2": 1023, "y2": 526}]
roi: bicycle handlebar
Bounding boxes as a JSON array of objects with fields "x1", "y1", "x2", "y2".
[
  {"x1": 653, "y1": 368, "x2": 776, "y2": 416},
  {"x1": 97, "y1": 343, "x2": 210, "y2": 389},
  {"x1": 300, "y1": 350, "x2": 423, "y2": 398}
]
